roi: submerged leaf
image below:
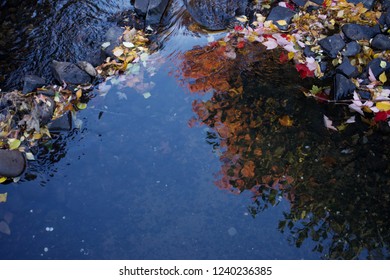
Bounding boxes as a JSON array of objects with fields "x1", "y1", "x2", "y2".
[
  {"x1": 0, "y1": 192, "x2": 7, "y2": 203},
  {"x1": 0, "y1": 221, "x2": 11, "y2": 235},
  {"x1": 279, "y1": 115, "x2": 293, "y2": 127},
  {"x1": 76, "y1": 103, "x2": 87, "y2": 110}
]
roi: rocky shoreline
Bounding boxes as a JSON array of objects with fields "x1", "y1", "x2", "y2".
[{"x1": 1, "y1": 0, "x2": 390, "y2": 186}]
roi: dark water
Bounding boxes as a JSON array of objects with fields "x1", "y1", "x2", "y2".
[{"x1": 1, "y1": 0, "x2": 389, "y2": 260}]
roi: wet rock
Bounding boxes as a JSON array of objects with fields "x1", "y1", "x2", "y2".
[
  {"x1": 365, "y1": 58, "x2": 390, "y2": 79},
  {"x1": 266, "y1": 6, "x2": 296, "y2": 31},
  {"x1": 48, "y1": 112, "x2": 72, "y2": 132},
  {"x1": 134, "y1": 0, "x2": 148, "y2": 16},
  {"x1": 36, "y1": 96, "x2": 55, "y2": 125},
  {"x1": 51, "y1": 61, "x2": 91, "y2": 85},
  {"x1": 311, "y1": 0, "x2": 324, "y2": 4},
  {"x1": 342, "y1": 23, "x2": 380, "y2": 41},
  {"x1": 346, "y1": 0, "x2": 376, "y2": 9},
  {"x1": 333, "y1": 73, "x2": 356, "y2": 100},
  {"x1": 371, "y1": 34, "x2": 390, "y2": 51},
  {"x1": 77, "y1": 61, "x2": 97, "y2": 77},
  {"x1": 184, "y1": 0, "x2": 247, "y2": 30},
  {"x1": 303, "y1": 45, "x2": 316, "y2": 57},
  {"x1": 342, "y1": 41, "x2": 361, "y2": 57},
  {"x1": 336, "y1": 58, "x2": 359, "y2": 78},
  {"x1": 22, "y1": 75, "x2": 46, "y2": 94},
  {"x1": 382, "y1": 0, "x2": 390, "y2": 11},
  {"x1": 318, "y1": 34, "x2": 345, "y2": 58},
  {"x1": 146, "y1": 0, "x2": 170, "y2": 25},
  {"x1": 103, "y1": 26, "x2": 123, "y2": 58},
  {"x1": 0, "y1": 149, "x2": 26, "y2": 177},
  {"x1": 291, "y1": 0, "x2": 307, "y2": 7}
]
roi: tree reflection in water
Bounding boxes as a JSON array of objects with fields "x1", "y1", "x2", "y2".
[{"x1": 179, "y1": 40, "x2": 390, "y2": 259}]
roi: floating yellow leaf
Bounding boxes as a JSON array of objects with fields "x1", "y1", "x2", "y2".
[
  {"x1": 76, "y1": 89, "x2": 82, "y2": 100},
  {"x1": 8, "y1": 138, "x2": 21, "y2": 150},
  {"x1": 76, "y1": 103, "x2": 87, "y2": 110},
  {"x1": 0, "y1": 177, "x2": 7, "y2": 184},
  {"x1": 379, "y1": 72, "x2": 387, "y2": 84},
  {"x1": 376, "y1": 101, "x2": 390, "y2": 111},
  {"x1": 276, "y1": 20, "x2": 287, "y2": 26},
  {"x1": 279, "y1": 115, "x2": 293, "y2": 127},
  {"x1": 0, "y1": 192, "x2": 7, "y2": 203}
]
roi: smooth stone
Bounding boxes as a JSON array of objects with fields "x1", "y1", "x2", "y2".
[
  {"x1": 51, "y1": 61, "x2": 91, "y2": 85},
  {"x1": 77, "y1": 61, "x2": 97, "y2": 77},
  {"x1": 311, "y1": 0, "x2": 324, "y2": 4},
  {"x1": 303, "y1": 45, "x2": 316, "y2": 57},
  {"x1": 0, "y1": 149, "x2": 26, "y2": 177},
  {"x1": 146, "y1": 0, "x2": 170, "y2": 25},
  {"x1": 365, "y1": 58, "x2": 390, "y2": 78},
  {"x1": 346, "y1": 0, "x2": 376, "y2": 9},
  {"x1": 134, "y1": 0, "x2": 149, "y2": 16},
  {"x1": 291, "y1": 0, "x2": 307, "y2": 6},
  {"x1": 342, "y1": 41, "x2": 361, "y2": 56},
  {"x1": 336, "y1": 58, "x2": 359, "y2": 78},
  {"x1": 22, "y1": 75, "x2": 46, "y2": 94},
  {"x1": 266, "y1": 6, "x2": 296, "y2": 31},
  {"x1": 342, "y1": 23, "x2": 380, "y2": 41},
  {"x1": 48, "y1": 112, "x2": 72, "y2": 132},
  {"x1": 103, "y1": 26, "x2": 123, "y2": 58},
  {"x1": 318, "y1": 34, "x2": 346, "y2": 58},
  {"x1": 371, "y1": 34, "x2": 390, "y2": 51},
  {"x1": 333, "y1": 73, "x2": 356, "y2": 100}
]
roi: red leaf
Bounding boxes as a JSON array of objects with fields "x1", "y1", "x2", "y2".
[
  {"x1": 237, "y1": 41, "x2": 245, "y2": 49},
  {"x1": 295, "y1": 63, "x2": 315, "y2": 79},
  {"x1": 286, "y1": 3, "x2": 295, "y2": 10},
  {"x1": 374, "y1": 111, "x2": 390, "y2": 122},
  {"x1": 279, "y1": 52, "x2": 288, "y2": 64},
  {"x1": 234, "y1": 25, "x2": 243, "y2": 32}
]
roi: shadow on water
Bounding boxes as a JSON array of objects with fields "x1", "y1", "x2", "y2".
[{"x1": 0, "y1": 0, "x2": 389, "y2": 260}]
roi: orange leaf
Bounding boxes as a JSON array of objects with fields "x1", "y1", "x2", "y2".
[
  {"x1": 241, "y1": 161, "x2": 255, "y2": 178},
  {"x1": 279, "y1": 115, "x2": 293, "y2": 127}
]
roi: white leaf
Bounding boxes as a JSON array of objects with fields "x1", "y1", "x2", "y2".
[
  {"x1": 323, "y1": 115, "x2": 338, "y2": 131},
  {"x1": 143, "y1": 92, "x2": 151, "y2": 99},
  {"x1": 123, "y1": 41, "x2": 135, "y2": 48},
  {"x1": 25, "y1": 152, "x2": 35, "y2": 161},
  {"x1": 368, "y1": 67, "x2": 377, "y2": 82},
  {"x1": 262, "y1": 39, "x2": 278, "y2": 50},
  {"x1": 345, "y1": 116, "x2": 356, "y2": 124},
  {"x1": 101, "y1": 42, "x2": 111, "y2": 49}
]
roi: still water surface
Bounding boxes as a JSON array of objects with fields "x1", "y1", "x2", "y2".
[{"x1": 0, "y1": 0, "x2": 389, "y2": 259}]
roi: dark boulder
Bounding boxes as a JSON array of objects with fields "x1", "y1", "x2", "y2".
[
  {"x1": 184, "y1": 0, "x2": 247, "y2": 30},
  {"x1": 342, "y1": 23, "x2": 380, "y2": 41},
  {"x1": 291, "y1": 0, "x2": 307, "y2": 6},
  {"x1": 103, "y1": 26, "x2": 123, "y2": 58},
  {"x1": 336, "y1": 58, "x2": 359, "y2": 78},
  {"x1": 342, "y1": 41, "x2": 361, "y2": 56},
  {"x1": 51, "y1": 61, "x2": 91, "y2": 85},
  {"x1": 0, "y1": 150, "x2": 26, "y2": 177},
  {"x1": 266, "y1": 6, "x2": 296, "y2": 31},
  {"x1": 319, "y1": 34, "x2": 346, "y2": 58},
  {"x1": 346, "y1": 0, "x2": 376, "y2": 9},
  {"x1": 311, "y1": 0, "x2": 324, "y2": 4},
  {"x1": 365, "y1": 58, "x2": 390, "y2": 79},
  {"x1": 333, "y1": 74, "x2": 356, "y2": 100},
  {"x1": 303, "y1": 45, "x2": 316, "y2": 58},
  {"x1": 371, "y1": 34, "x2": 390, "y2": 51},
  {"x1": 22, "y1": 75, "x2": 46, "y2": 94},
  {"x1": 48, "y1": 112, "x2": 72, "y2": 132},
  {"x1": 134, "y1": 0, "x2": 170, "y2": 25}
]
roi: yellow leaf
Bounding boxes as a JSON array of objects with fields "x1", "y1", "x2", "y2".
[
  {"x1": 0, "y1": 177, "x2": 7, "y2": 184},
  {"x1": 288, "y1": 52, "x2": 295, "y2": 60},
  {"x1": 279, "y1": 115, "x2": 293, "y2": 127},
  {"x1": 76, "y1": 103, "x2": 87, "y2": 110},
  {"x1": 76, "y1": 89, "x2": 82, "y2": 100},
  {"x1": 8, "y1": 138, "x2": 21, "y2": 150},
  {"x1": 379, "y1": 72, "x2": 387, "y2": 84},
  {"x1": 376, "y1": 101, "x2": 390, "y2": 111},
  {"x1": 276, "y1": 20, "x2": 287, "y2": 26},
  {"x1": 0, "y1": 192, "x2": 7, "y2": 203}
]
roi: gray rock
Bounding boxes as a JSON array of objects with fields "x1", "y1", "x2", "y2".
[
  {"x1": 146, "y1": 0, "x2": 170, "y2": 25},
  {"x1": 77, "y1": 61, "x2": 97, "y2": 77},
  {"x1": 342, "y1": 41, "x2": 361, "y2": 56},
  {"x1": 346, "y1": 0, "x2": 376, "y2": 9},
  {"x1": 48, "y1": 112, "x2": 72, "y2": 132},
  {"x1": 22, "y1": 75, "x2": 46, "y2": 94},
  {"x1": 103, "y1": 26, "x2": 123, "y2": 58},
  {"x1": 311, "y1": 0, "x2": 324, "y2": 4},
  {"x1": 291, "y1": 0, "x2": 307, "y2": 6},
  {"x1": 184, "y1": 0, "x2": 247, "y2": 30},
  {"x1": 336, "y1": 58, "x2": 359, "y2": 78},
  {"x1": 371, "y1": 34, "x2": 390, "y2": 51},
  {"x1": 319, "y1": 34, "x2": 346, "y2": 58},
  {"x1": 0, "y1": 150, "x2": 26, "y2": 177},
  {"x1": 365, "y1": 58, "x2": 390, "y2": 79},
  {"x1": 333, "y1": 74, "x2": 356, "y2": 100},
  {"x1": 51, "y1": 61, "x2": 91, "y2": 85},
  {"x1": 134, "y1": 0, "x2": 149, "y2": 16},
  {"x1": 342, "y1": 23, "x2": 380, "y2": 40},
  {"x1": 36, "y1": 96, "x2": 55, "y2": 125},
  {"x1": 266, "y1": 6, "x2": 296, "y2": 31},
  {"x1": 303, "y1": 45, "x2": 316, "y2": 57}
]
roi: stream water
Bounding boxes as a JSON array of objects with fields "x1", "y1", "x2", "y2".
[{"x1": 0, "y1": 0, "x2": 389, "y2": 260}]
